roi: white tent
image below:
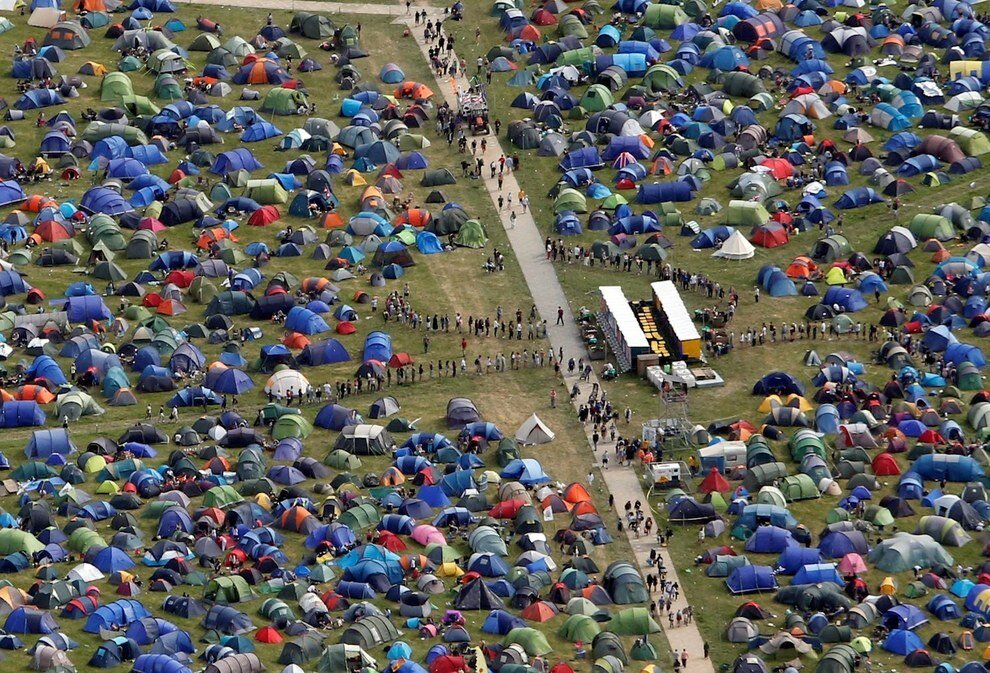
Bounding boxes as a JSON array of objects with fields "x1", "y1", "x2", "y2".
[
  {"x1": 515, "y1": 414, "x2": 555, "y2": 444},
  {"x1": 67, "y1": 563, "x2": 104, "y2": 582},
  {"x1": 712, "y1": 230, "x2": 756, "y2": 260},
  {"x1": 27, "y1": 7, "x2": 63, "y2": 27}
]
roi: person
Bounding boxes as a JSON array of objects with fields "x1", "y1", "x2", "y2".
[
  {"x1": 509, "y1": 211, "x2": 516, "y2": 229},
  {"x1": 587, "y1": 470, "x2": 594, "y2": 488},
  {"x1": 549, "y1": 388, "x2": 556, "y2": 408}
]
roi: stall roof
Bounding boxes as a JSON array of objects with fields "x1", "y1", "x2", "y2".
[
  {"x1": 652, "y1": 281, "x2": 701, "y2": 344},
  {"x1": 600, "y1": 286, "x2": 648, "y2": 349}
]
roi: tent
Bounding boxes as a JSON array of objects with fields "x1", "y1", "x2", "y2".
[{"x1": 515, "y1": 414, "x2": 555, "y2": 444}]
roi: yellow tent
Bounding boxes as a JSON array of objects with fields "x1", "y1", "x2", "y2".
[
  {"x1": 95, "y1": 480, "x2": 120, "y2": 494},
  {"x1": 880, "y1": 577, "x2": 897, "y2": 595},
  {"x1": 784, "y1": 394, "x2": 814, "y2": 412},
  {"x1": 757, "y1": 395, "x2": 784, "y2": 413},
  {"x1": 824, "y1": 266, "x2": 847, "y2": 286},
  {"x1": 343, "y1": 169, "x2": 367, "y2": 186},
  {"x1": 436, "y1": 562, "x2": 464, "y2": 578}
]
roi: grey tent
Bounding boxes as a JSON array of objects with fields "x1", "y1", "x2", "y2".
[
  {"x1": 867, "y1": 532, "x2": 955, "y2": 571},
  {"x1": 332, "y1": 425, "x2": 392, "y2": 455}
]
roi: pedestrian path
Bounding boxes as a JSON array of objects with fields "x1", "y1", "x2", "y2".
[{"x1": 402, "y1": 10, "x2": 714, "y2": 671}]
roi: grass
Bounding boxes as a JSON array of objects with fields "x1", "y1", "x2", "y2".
[
  {"x1": 438, "y1": 0, "x2": 990, "y2": 670},
  {"x1": 0, "y1": 1, "x2": 677, "y2": 669}
]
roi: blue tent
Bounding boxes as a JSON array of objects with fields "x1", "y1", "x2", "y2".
[
  {"x1": 822, "y1": 287, "x2": 868, "y2": 312},
  {"x1": 945, "y1": 342, "x2": 986, "y2": 367},
  {"x1": 928, "y1": 594, "x2": 962, "y2": 620},
  {"x1": 482, "y1": 609, "x2": 526, "y2": 635},
  {"x1": 468, "y1": 553, "x2": 510, "y2": 577},
  {"x1": 14, "y1": 88, "x2": 64, "y2": 110},
  {"x1": 210, "y1": 149, "x2": 263, "y2": 176},
  {"x1": 24, "y1": 429, "x2": 75, "y2": 459},
  {"x1": 80, "y1": 187, "x2": 133, "y2": 216},
  {"x1": 211, "y1": 368, "x2": 254, "y2": 394},
  {"x1": 559, "y1": 147, "x2": 603, "y2": 170},
  {"x1": 156, "y1": 508, "x2": 193, "y2": 538},
  {"x1": 636, "y1": 181, "x2": 694, "y2": 203},
  {"x1": 0, "y1": 401, "x2": 45, "y2": 428},
  {"x1": 753, "y1": 372, "x2": 804, "y2": 395},
  {"x1": 363, "y1": 331, "x2": 392, "y2": 363},
  {"x1": 818, "y1": 530, "x2": 869, "y2": 558},
  {"x1": 736, "y1": 504, "x2": 797, "y2": 529},
  {"x1": 396, "y1": 152, "x2": 428, "y2": 170},
  {"x1": 884, "y1": 604, "x2": 929, "y2": 630},
  {"x1": 0, "y1": 270, "x2": 30, "y2": 296},
  {"x1": 726, "y1": 565, "x2": 778, "y2": 594},
  {"x1": 744, "y1": 526, "x2": 797, "y2": 553},
  {"x1": 554, "y1": 211, "x2": 582, "y2": 235},
  {"x1": 285, "y1": 306, "x2": 330, "y2": 335},
  {"x1": 416, "y1": 231, "x2": 444, "y2": 254},
  {"x1": 816, "y1": 405, "x2": 841, "y2": 434},
  {"x1": 5, "y1": 608, "x2": 58, "y2": 634},
  {"x1": 500, "y1": 458, "x2": 550, "y2": 484},
  {"x1": 792, "y1": 563, "x2": 844, "y2": 585},
  {"x1": 26, "y1": 355, "x2": 66, "y2": 385},
  {"x1": 776, "y1": 547, "x2": 823, "y2": 574},
  {"x1": 168, "y1": 386, "x2": 221, "y2": 408},
  {"x1": 899, "y1": 154, "x2": 942, "y2": 177},
  {"x1": 301, "y1": 339, "x2": 350, "y2": 366},
  {"x1": 0, "y1": 181, "x2": 26, "y2": 207},
  {"x1": 914, "y1": 454, "x2": 985, "y2": 481},
  {"x1": 884, "y1": 629, "x2": 924, "y2": 654},
  {"x1": 90, "y1": 546, "x2": 136, "y2": 573},
  {"x1": 835, "y1": 187, "x2": 884, "y2": 209},
  {"x1": 691, "y1": 225, "x2": 734, "y2": 249},
  {"x1": 132, "y1": 655, "x2": 191, "y2": 673},
  {"x1": 240, "y1": 121, "x2": 283, "y2": 142}
]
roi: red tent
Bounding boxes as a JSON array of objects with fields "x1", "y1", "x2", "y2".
[
  {"x1": 389, "y1": 352, "x2": 414, "y2": 368},
  {"x1": 761, "y1": 157, "x2": 793, "y2": 179},
  {"x1": 750, "y1": 224, "x2": 790, "y2": 248},
  {"x1": 255, "y1": 626, "x2": 283, "y2": 643},
  {"x1": 248, "y1": 205, "x2": 281, "y2": 226},
  {"x1": 336, "y1": 321, "x2": 356, "y2": 335},
  {"x1": 698, "y1": 467, "x2": 731, "y2": 494},
  {"x1": 430, "y1": 656, "x2": 468, "y2": 673},
  {"x1": 871, "y1": 452, "x2": 901, "y2": 476}
]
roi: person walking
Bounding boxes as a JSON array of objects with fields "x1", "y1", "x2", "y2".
[
  {"x1": 549, "y1": 388, "x2": 556, "y2": 408},
  {"x1": 556, "y1": 306, "x2": 565, "y2": 325},
  {"x1": 509, "y1": 211, "x2": 516, "y2": 229}
]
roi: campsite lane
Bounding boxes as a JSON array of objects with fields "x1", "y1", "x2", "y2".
[{"x1": 399, "y1": 9, "x2": 716, "y2": 671}]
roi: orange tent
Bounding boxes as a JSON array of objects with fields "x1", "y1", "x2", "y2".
[
  {"x1": 379, "y1": 467, "x2": 406, "y2": 486},
  {"x1": 74, "y1": 0, "x2": 107, "y2": 11},
  {"x1": 157, "y1": 299, "x2": 186, "y2": 316},
  {"x1": 520, "y1": 601, "x2": 557, "y2": 622},
  {"x1": 17, "y1": 385, "x2": 55, "y2": 404},
  {"x1": 0, "y1": 390, "x2": 15, "y2": 403},
  {"x1": 23, "y1": 195, "x2": 56, "y2": 213},
  {"x1": 282, "y1": 332, "x2": 310, "y2": 349},
  {"x1": 563, "y1": 483, "x2": 592, "y2": 504},
  {"x1": 301, "y1": 277, "x2": 332, "y2": 293},
  {"x1": 394, "y1": 82, "x2": 434, "y2": 100},
  {"x1": 389, "y1": 353, "x2": 413, "y2": 368},
  {"x1": 785, "y1": 255, "x2": 819, "y2": 279},
  {"x1": 571, "y1": 500, "x2": 598, "y2": 515},
  {"x1": 395, "y1": 208, "x2": 432, "y2": 227},
  {"x1": 319, "y1": 212, "x2": 344, "y2": 228},
  {"x1": 35, "y1": 220, "x2": 74, "y2": 242}
]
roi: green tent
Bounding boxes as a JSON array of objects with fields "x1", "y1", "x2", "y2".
[
  {"x1": 454, "y1": 219, "x2": 488, "y2": 248},
  {"x1": 273, "y1": 414, "x2": 313, "y2": 440},
  {"x1": 504, "y1": 628, "x2": 553, "y2": 656},
  {"x1": 324, "y1": 450, "x2": 362, "y2": 470},
  {"x1": 67, "y1": 527, "x2": 105, "y2": 555},
  {"x1": 909, "y1": 213, "x2": 955, "y2": 241},
  {"x1": 553, "y1": 188, "x2": 587, "y2": 214},
  {"x1": 915, "y1": 515, "x2": 972, "y2": 546},
  {"x1": 244, "y1": 179, "x2": 289, "y2": 205},
  {"x1": 557, "y1": 47, "x2": 595, "y2": 68},
  {"x1": 580, "y1": 84, "x2": 613, "y2": 112},
  {"x1": 558, "y1": 614, "x2": 601, "y2": 642},
  {"x1": 189, "y1": 32, "x2": 221, "y2": 51},
  {"x1": 950, "y1": 127, "x2": 990, "y2": 155},
  {"x1": 100, "y1": 72, "x2": 133, "y2": 102},
  {"x1": 421, "y1": 169, "x2": 456, "y2": 186},
  {"x1": 725, "y1": 199, "x2": 770, "y2": 226},
  {"x1": 779, "y1": 474, "x2": 818, "y2": 502},
  {"x1": 611, "y1": 607, "x2": 661, "y2": 635},
  {"x1": 397, "y1": 134, "x2": 430, "y2": 150},
  {"x1": 189, "y1": 276, "x2": 218, "y2": 303},
  {"x1": 147, "y1": 49, "x2": 185, "y2": 74},
  {"x1": 340, "y1": 615, "x2": 398, "y2": 648},
  {"x1": 630, "y1": 639, "x2": 658, "y2": 661},
  {"x1": 557, "y1": 14, "x2": 588, "y2": 38},
  {"x1": 205, "y1": 575, "x2": 254, "y2": 603},
  {"x1": 643, "y1": 63, "x2": 683, "y2": 93},
  {"x1": 154, "y1": 74, "x2": 182, "y2": 100},
  {"x1": 203, "y1": 484, "x2": 244, "y2": 508},
  {"x1": 120, "y1": 94, "x2": 160, "y2": 116},
  {"x1": 317, "y1": 644, "x2": 377, "y2": 673},
  {"x1": 261, "y1": 88, "x2": 309, "y2": 115},
  {"x1": 119, "y1": 55, "x2": 141, "y2": 72},
  {"x1": 644, "y1": 3, "x2": 688, "y2": 27},
  {"x1": 0, "y1": 529, "x2": 44, "y2": 556},
  {"x1": 338, "y1": 503, "x2": 380, "y2": 530}
]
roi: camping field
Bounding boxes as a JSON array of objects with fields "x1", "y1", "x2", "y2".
[{"x1": 440, "y1": 0, "x2": 990, "y2": 670}]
